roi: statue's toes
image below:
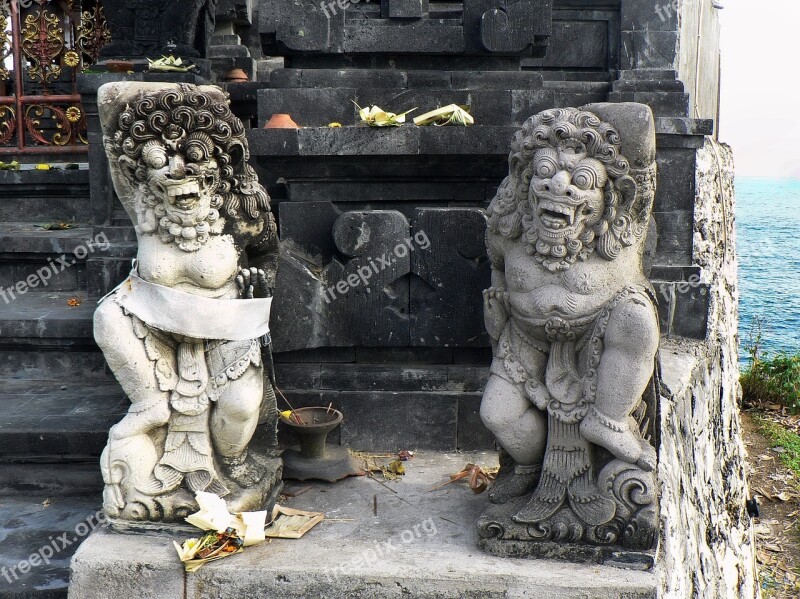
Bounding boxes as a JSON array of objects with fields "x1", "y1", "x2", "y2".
[
  {"x1": 636, "y1": 442, "x2": 657, "y2": 472},
  {"x1": 580, "y1": 409, "x2": 642, "y2": 464},
  {"x1": 488, "y1": 469, "x2": 541, "y2": 504}
]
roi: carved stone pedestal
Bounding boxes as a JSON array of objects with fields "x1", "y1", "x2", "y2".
[
  {"x1": 102, "y1": 447, "x2": 283, "y2": 523},
  {"x1": 478, "y1": 493, "x2": 655, "y2": 568}
]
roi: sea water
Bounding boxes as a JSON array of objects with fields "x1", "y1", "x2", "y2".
[{"x1": 736, "y1": 177, "x2": 800, "y2": 365}]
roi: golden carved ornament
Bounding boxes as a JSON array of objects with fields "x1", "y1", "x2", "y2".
[{"x1": 21, "y1": 7, "x2": 64, "y2": 84}]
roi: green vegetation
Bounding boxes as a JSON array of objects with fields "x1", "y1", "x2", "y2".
[
  {"x1": 754, "y1": 416, "x2": 800, "y2": 478},
  {"x1": 740, "y1": 318, "x2": 800, "y2": 412}
]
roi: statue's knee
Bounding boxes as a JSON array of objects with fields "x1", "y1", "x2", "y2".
[
  {"x1": 94, "y1": 300, "x2": 126, "y2": 352},
  {"x1": 607, "y1": 300, "x2": 659, "y2": 357},
  {"x1": 217, "y1": 387, "x2": 261, "y2": 422},
  {"x1": 481, "y1": 379, "x2": 515, "y2": 432}
]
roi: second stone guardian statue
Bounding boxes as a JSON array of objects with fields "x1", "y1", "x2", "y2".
[
  {"x1": 479, "y1": 103, "x2": 661, "y2": 558},
  {"x1": 94, "y1": 83, "x2": 282, "y2": 521}
]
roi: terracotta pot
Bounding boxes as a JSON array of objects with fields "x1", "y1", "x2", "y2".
[
  {"x1": 264, "y1": 113, "x2": 299, "y2": 129},
  {"x1": 223, "y1": 68, "x2": 248, "y2": 83},
  {"x1": 105, "y1": 60, "x2": 134, "y2": 73}
]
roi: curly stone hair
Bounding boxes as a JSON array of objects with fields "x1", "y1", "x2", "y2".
[
  {"x1": 488, "y1": 107, "x2": 656, "y2": 263},
  {"x1": 110, "y1": 83, "x2": 270, "y2": 220}
]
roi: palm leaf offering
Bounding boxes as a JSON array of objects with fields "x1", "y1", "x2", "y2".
[
  {"x1": 354, "y1": 102, "x2": 416, "y2": 127},
  {"x1": 413, "y1": 104, "x2": 474, "y2": 126},
  {"x1": 175, "y1": 493, "x2": 324, "y2": 571},
  {"x1": 173, "y1": 528, "x2": 244, "y2": 573},
  {"x1": 147, "y1": 55, "x2": 196, "y2": 72},
  {"x1": 264, "y1": 505, "x2": 324, "y2": 539}
]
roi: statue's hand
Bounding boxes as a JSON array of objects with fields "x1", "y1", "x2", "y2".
[
  {"x1": 236, "y1": 267, "x2": 274, "y2": 299},
  {"x1": 483, "y1": 287, "x2": 510, "y2": 341}
]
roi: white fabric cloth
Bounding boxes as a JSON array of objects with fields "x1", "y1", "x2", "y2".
[{"x1": 112, "y1": 273, "x2": 272, "y2": 341}]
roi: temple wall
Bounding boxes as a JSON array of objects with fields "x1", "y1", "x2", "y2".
[
  {"x1": 677, "y1": 0, "x2": 722, "y2": 122},
  {"x1": 656, "y1": 139, "x2": 757, "y2": 597}
]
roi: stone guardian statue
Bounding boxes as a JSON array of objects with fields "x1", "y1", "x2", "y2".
[
  {"x1": 94, "y1": 82, "x2": 282, "y2": 521},
  {"x1": 478, "y1": 103, "x2": 661, "y2": 558}
]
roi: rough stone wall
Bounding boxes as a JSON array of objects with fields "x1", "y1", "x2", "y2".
[{"x1": 656, "y1": 138, "x2": 758, "y2": 597}]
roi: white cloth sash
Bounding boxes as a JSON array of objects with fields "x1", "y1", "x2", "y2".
[{"x1": 113, "y1": 273, "x2": 271, "y2": 341}]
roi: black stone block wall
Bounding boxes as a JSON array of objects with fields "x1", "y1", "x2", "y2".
[{"x1": 12, "y1": 0, "x2": 720, "y2": 453}]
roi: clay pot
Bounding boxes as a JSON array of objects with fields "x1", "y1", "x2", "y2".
[
  {"x1": 223, "y1": 68, "x2": 248, "y2": 83},
  {"x1": 105, "y1": 60, "x2": 134, "y2": 73},
  {"x1": 264, "y1": 113, "x2": 299, "y2": 129}
]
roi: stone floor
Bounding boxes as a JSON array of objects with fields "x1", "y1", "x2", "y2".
[
  {"x1": 0, "y1": 378, "x2": 120, "y2": 599},
  {"x1": 69, "y1": 452, "x2": 657, "y2": 599},
  {"x1": 0, "y1": 463, "x2": 102, "y2": 599}
]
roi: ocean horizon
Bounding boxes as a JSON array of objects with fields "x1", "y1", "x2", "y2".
[{"x1": 736, "y1": 176, "x2": 800, "y2": 366}]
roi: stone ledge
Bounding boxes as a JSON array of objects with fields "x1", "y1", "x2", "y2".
[
  {"x1": 247, "y1": 126, "x2": 518, "y2": 157},
  {"x1": 69, "y1": 452, "x2": 657, "y2": 599}
]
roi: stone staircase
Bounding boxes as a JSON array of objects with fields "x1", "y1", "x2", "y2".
[{"x1": 0, "y1": 166, "x2": 113, "y2": 598}]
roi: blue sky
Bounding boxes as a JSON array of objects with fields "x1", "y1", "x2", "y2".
[{"x1": 719, "y1": 1, "x2": 800, "y2": 178}]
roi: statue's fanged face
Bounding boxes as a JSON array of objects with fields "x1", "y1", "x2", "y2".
[
  {"x1": 528, "y1": 140, "x2": 608, "y2": 262},
  {"x1": 142, "y1": 132, "x2": 220, "y2": 228},
  {"x1": 109, "y1": 85, "x2": 273, "y2": 253},
  {"x1": 487, "y1": 107, "x2": 657, "y2": 273}
]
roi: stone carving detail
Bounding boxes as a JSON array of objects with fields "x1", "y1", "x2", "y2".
[
  {"x1": 478, "y1": 103, "x2": 661, "y2": 558},
  {"x1": 99, "y1": 0, "x2": 217, "y2": 59},
  {"x1": 260, "y1": 0, "x2": 551, "y2": 57},
  {"x1": 95, "y1": 82, "x2": 281, "y2": 521}
]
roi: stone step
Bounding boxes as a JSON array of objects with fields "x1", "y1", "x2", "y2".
[
  {"x1": 0, "y1": 463, "x2": 102, "y2": 599},
  {"x1": 0, "y1": 378, "x2": 124, "y2": 461},
  {"x1": 0, "y1": 169, "x2": 90, "y2": 224},
  {"x1": 0, "y1": 225, "x2": 95, "y2": 295},
  {"x1": 0, "y1": 293, "x2": 94, "y2": 343},
  {"x1": 68, "y1": 452, "x2": 658, "y2": 599},
  {"x1": 0, "y1": 224, "x2": 135, "y2": 298}
]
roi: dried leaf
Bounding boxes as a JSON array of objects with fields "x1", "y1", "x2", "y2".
[
  {"x1": 429, "y1": 463, "x2": 498, "y2": 494},
  {"x1": 757, "y1": 487, "x2": 775, "y2": 501}
]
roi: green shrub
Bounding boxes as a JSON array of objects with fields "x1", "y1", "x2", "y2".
[{"x1": 741, "y1": 318, "x2": 800, "y2": 411}]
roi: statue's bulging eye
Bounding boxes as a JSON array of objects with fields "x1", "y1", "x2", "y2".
[
  {"x1": 572, "y1": 165, "x2": 598, "y2": 190},
  {"x1": 142, "y1": 141, "x2": 167, "y2": 169},
  {"x1": 573, "y1": 158, "x2": 608, "y2": 190},
  {"x1": 185, "y1": 142, "x2": 208, "y2": 163},
  {"x1": 535, "y1": 149, "x2": 558, "y2": 179}
]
